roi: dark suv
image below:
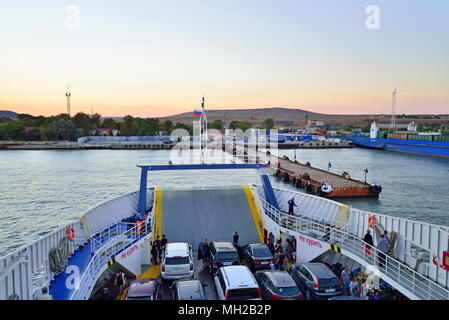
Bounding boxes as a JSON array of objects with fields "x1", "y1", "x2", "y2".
[
  {"x1": 206, "y1": 241, "x2": 240, "y2": 275},
  {"x1": 241, "y1": 243, "x2": 274, "y2": 272},
  {"x1": 289, "y1": 263, "x2": 342, "y2": 300}
]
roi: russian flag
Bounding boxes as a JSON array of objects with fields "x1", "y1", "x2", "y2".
[{"x1": 193, "y1": 110, "x2": 204, "y2": 117}]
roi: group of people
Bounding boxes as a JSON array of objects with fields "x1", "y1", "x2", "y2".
[
  {"x1": 151, "y1": 235, "x2": 168, "y2": 265},
  {"x1": 263, "y1": 229, "x2": 296, "y2": 271},
  {"x1": 363, "y1": 229, "x2": 392, "y2": 268},
  {"x1": 340, "y1": 265, "x2": 381, "y2": 300}
]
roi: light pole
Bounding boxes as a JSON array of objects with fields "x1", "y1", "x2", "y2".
[{"x1": 364, "y1": 168, "x2": 369, "y2": 183}]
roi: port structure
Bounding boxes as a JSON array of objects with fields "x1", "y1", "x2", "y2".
[{"x1": 65, "y1": 85, "x2": 71, "y2": 116}]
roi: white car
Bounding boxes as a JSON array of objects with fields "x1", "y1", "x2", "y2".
[
  {"x1": 161, "y1": 243, "x2": 194, "y2": 280},
  {"x1": 214, "y1": 265, "x2": 261, "y2": 300}
]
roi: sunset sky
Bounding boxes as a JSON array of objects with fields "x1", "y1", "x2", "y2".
[{"x1": 0, "y1": 0, "x2": 448, "y2": 117}]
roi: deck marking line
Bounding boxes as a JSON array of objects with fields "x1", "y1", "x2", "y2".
[{"x1": 243, "y1": 184, "x2": 264, "y2": 243}]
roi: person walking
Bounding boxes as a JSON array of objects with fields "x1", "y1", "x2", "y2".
[
  {"x1": 233, "y1": 232, "x2": 239, "y2": 246},
  {"x1": 200, "y1": 239, "x2": 210, "y2": 268},
  {"x1": 341, "y1": 266, "x2": 351, "y2": 295},
  {"x1": 377, "y1": 234, "x2": 389, "y2": 268},
  {"x1": 263, "y1": 228, "x2": 268, "y2": 244},
  {"x1": 364, "y1": 230, "x2": 374, "y2": 247},
  {"x1": 161, "y1": 235, "x2": 168, "y2": 251},
  {"x1": 151, "y1": 242, "x2": 158, "y2": 265},
  {"x1": 114, "y1": 270, "x2": 127, "y2": 298},
  {"x1": 154, "y1": 236, "x2": 162, "y2": 261},
  {"x1": 276, "y1": 250, "x2": 286, "y2": 271},
  {"x1": 350, "y1": 277, "x2": 359, "y2": 297},
  {"x1": 267, "y1": 238, "x2": 275, "y2": 255},
  {"x1": 360, "y1": 279, "x2": 368, "y2": 300},
  {"x1": 287, "y1": 197, "x2": 297, "y2": 215}
]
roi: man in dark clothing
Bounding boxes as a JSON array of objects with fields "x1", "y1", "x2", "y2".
[
  {"x1": 99, "y1": 287, "x2": 112, "y2": 300},
  {"x1": 161, "y1": 235, "x2": 168, "y2": 250},
  {"x1": 263, "y1": 228, "x2": 268, "y2": 244},
  {"x1": 151, "y1": 243, "x2": 158, "y2": 265},
  {"x1": 233, "y1": 232, "x2": 239, "y2": 246},
  {"x1": 364, "y1": 230, "x2": 374, "y2": 246},
  {"x1": 154, "y1": 236, "x2": 162, "y2": 260},
  {"x1": 200, "y1": 239, "x2": 210, "y2": 267},
  {"x1": 287, "y1": 197, "x2": 297, "y2": 215}
]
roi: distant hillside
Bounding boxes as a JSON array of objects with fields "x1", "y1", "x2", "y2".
[
  {"x1": 165, "y1": 107, "x2": 369, "y2": 121},
  {"x1": 0, "y1": 110, "x2": 19, "y2": 120}
]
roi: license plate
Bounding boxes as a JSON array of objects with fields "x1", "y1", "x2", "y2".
[
  {"x1": 260, "y1": 262, "x2": 269, "y2": 265},
  {"x1": 223, "y1": 262, "x2": 232, "y2": 266},
  {"x1": 325, "y1": 289, "x2": 335, "y2": 293}
]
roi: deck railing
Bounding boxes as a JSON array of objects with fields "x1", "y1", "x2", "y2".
[
  {"x1": 259, "y1": 197, "x2": 449, "y2": 300},
  {"x1": 70, "y1": 221, "x2": 151, "y2": 300}
]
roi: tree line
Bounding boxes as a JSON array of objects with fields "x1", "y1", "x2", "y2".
[{"x1": 0, "y1": 112, "x2": 275, "y2": 142}]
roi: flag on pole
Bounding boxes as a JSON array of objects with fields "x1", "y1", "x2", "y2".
[{"x1": 193, "y1": 110, "x2": 204, "y2": 117}]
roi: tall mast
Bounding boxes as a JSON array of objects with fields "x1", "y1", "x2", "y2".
[
  {"x1": 201, "y1": 97, "x2": 208, "y2": 164},
  {"x1": 66, "y1": 85, "x2": 72, "y2": 116},
  {"x1": 391, "y1": 88, "x2": 397, "y2": 128}
]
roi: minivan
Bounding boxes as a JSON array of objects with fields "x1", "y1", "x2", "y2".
[
  {"x1": 214, "y1": 265, "x2": 261, "y2": 300},
  {"x1": 161, "y1": 242, "x2": 194, "y2": 280}
]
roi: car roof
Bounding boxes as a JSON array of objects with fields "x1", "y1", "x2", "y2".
[
  {"x1": 127, "y1": 279, "x2": 157, "y2": 297},
  {"x1": 301, "y1": 263, "x2": 336, "y2": 278},
  {"x1": 165, "y1": 243, "x2": 189, "y2": 257},
  {"x1": 265, "y1": 271, "x2": 296, "y2": 287},
  {"x1": 213, "y1": 241, "x2": 235, "y2": 252},
  {"x1": 222, "y1": 266, "x2": 258, "y2": 289},
  {"x1": 176, "y1": 280, "x2": 204, "y2": 300}
]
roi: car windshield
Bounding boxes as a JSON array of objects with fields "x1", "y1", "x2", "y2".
[
  {"x1": 319, "y1": 278, "x2": 340, "y2": 289},
  {"x1": 217, "y1": 251, "x2": 238, "y2": 261},
  {"x1": 127, "y1": 296, "x2": 152, "y2": 300},
  {"x1": 252, "y1": 246, "x2": 272, "y2": 258},
  {"x1": 273, "y1": 285, "x2": 300, "y2": 296},
  {"x1": 227, "y1": 288, "x2": 259, "y2": 300},
  {"x1": 165, "y1": 257, "x2": 190, "y2": 265}
]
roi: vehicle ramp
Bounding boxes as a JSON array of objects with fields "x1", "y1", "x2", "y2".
[{"x1": 161, "y1": 186, "x2": 261, "y2": 248}]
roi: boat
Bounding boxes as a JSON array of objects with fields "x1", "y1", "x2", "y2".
[
  {"x1": 1, "y1": 103, "x2": 449, "y2": 301},
  {"x1": 353, "y1": 121, "x2": 449, "y2": 158}
]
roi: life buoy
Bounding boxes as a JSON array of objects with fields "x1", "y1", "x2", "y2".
[
  {"x1": 320, "y1": 184, "x2": 333, "y2": 194},
  {"x1": 66, "y1": 227, "x2": 75, "y2": 241},
  {"x1": 368, "y1": 216, "x2": 377, "y2": 229}
]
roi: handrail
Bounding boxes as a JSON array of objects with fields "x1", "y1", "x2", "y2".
[
  {"x1": 258, "y1": 197, "x2": 449, "y2": 300},
  {"x1": 70, "y1": 221, "x2": 151, "y2": 300}
]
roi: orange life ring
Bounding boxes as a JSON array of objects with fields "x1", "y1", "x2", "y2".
[
  {"x1": 368, "y1": 216, "x2": 377, "y2": 229},
  {"x1": 66, "y1": 226, "x2": 75, "y2": 241}
]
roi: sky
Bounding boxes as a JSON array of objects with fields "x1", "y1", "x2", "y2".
[{"x1": 0, "y1": 0, "x2": 448, "y2": 117}]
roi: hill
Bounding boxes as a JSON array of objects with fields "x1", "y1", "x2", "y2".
[{"x1": 0, "y1": 110, "x2": 19, "y2": 120}]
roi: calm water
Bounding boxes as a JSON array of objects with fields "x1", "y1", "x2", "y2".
[{"x1": 1, "y1": 148, "x2": 448, "y2": 257}]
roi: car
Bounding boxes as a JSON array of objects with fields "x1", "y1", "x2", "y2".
[
  {"x1": 171, "y1": 280, "x2": 207, "y2": 300},
  {"x1": 161, "y1": 242, "x2": 194, "y2": 280},
  {"x1": 290, "y1": 263, "x2": 343, "y2": 300},
  {"x1": 214, "y1": 265, "x2": 261, "y2": 300},
  {"x1": 125, "y1": 278, "x2": 161, "y2": 300},
  {"x1": 241, "y1": 243, "x2": 274, "y2": 271},
  {"x1": 255, "y1": 270, "x2": 304, "y2": 300},
  {"x1": 206, "y1": 241, "x2": 240, "y2": 275}
]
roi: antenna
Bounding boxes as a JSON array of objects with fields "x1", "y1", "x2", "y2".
[
  {"x1": 391, "y1": 88, "x2": 397, "y2": 128},
  {"x1": 65, "y1": 85, "x2": 72, "y2": 116}
]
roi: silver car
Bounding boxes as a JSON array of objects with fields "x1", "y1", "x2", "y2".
[
  {"x1": 161, "y1": 243, "x2": 194, "y2": 280},
  {"x1": 172, "y1": 280, "x2": 207, "y2": 300}
]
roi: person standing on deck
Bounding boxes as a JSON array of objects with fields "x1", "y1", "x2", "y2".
[
  {"x1": 377, "y1": 234, "x2": 389, "y2": 268},
  {"x1": 151, "y1": 243, "x2": 158, "y2": 265},
  {"x1": 233, "y1": 232, "x2": 239, "y2": 246},
  {"x1": 161, "y1": 235, "x2": 168, "y2": 251},
  {"x1": 114, "y1": 270, "x2": 127, "y2": 298},
  {"x1": 200, "y1": 239, "x2": 210, "y2": 268},
  {"x1": 287, "y1": 197, "x2": 297, "y2": 215},
  {"x1": 341, "y1": 266, "x2": 351, "y2": 295},
  {"x1": 154, "y1": 236, "x2": 162, "y2": 261},
  {"x1": 364, "y1": 230, "x2": 374, "y2": 247}
]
